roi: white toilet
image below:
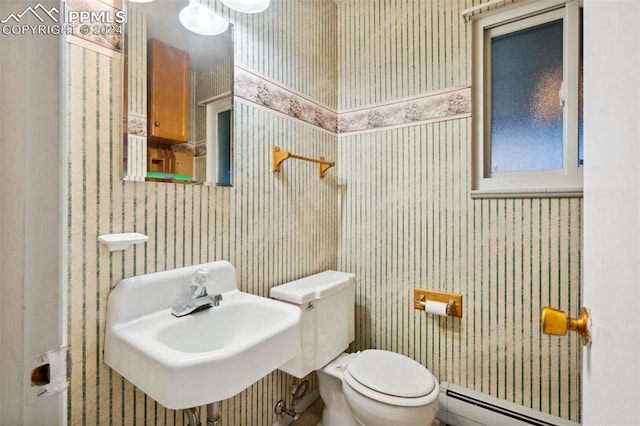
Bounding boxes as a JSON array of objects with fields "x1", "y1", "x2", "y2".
[{"x1": 270, "y1": 271, "x2": 439, "y2": 426}]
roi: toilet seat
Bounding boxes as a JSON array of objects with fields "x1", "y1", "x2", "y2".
[{"x1": 343, "y1": 350, "x2": 437, "y2": 407}]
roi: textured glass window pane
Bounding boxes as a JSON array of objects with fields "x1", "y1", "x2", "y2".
[{"x1": 491, "y1": 19, "x2": 563, "y2": 173}]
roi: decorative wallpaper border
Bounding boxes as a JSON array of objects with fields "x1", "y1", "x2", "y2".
[
  {"x1": 127, "y1": 113, "x2": 146, "y2": 137},
  {"x1": 337, "y1": 87, "x2": 471, "y2": 134},
  {"x1": 234, "y1": 65, "x2": 338, "y2": 133},
  {"x1": 234, "y1": 65, "x2": 470, "y2": 135},
  {"x1": 66, "y1": 0, "x2": 124, "y2": 54}
]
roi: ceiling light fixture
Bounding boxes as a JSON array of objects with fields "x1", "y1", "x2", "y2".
[
  {"x1": 179, "y1": 0, "x2": 229, "y2": 36},
  {"x1": 220, "y1": 0, "x2": 270, "y2": 14}
]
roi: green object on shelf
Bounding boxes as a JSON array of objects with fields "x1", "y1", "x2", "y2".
[
  {"x1": 122, "y1": 171, "x2": 194, "y2": 182},
  {"x1": 146, "y1": 172, "x2": 193, "y2": 181}
]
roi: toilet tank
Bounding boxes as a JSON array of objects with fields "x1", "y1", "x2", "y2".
[{"x1": 270, "y1": 271, "x2": 355, "y2": 378}]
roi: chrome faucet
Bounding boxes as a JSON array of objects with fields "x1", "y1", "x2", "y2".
[{"x1": 171, "y1": 268, "x2": 222, "y2": 317}]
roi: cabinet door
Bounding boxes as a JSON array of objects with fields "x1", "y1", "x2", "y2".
[{"x1": 147, "y1": 38, "x2": 189, "y2": 143}]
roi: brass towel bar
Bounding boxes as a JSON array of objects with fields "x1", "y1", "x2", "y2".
[{"x1": 271, "y1": 145, "x2": 335, "y2": 178}]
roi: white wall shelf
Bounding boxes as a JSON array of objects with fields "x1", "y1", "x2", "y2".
[{"x1": 98, "y1": 233, "x2": 149, "y2": 252}]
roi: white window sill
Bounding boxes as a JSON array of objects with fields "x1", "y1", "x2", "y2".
[{"x1": 470, "y1": 188, "x2": 583, "y2": 199}]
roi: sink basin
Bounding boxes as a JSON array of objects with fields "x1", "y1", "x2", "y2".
[
  {"x1": 104, "y1": 261, "x2": 301, "y2": 409},
  {"x1": 156, "y1": 299, "x2": 291, "y2": 353}
]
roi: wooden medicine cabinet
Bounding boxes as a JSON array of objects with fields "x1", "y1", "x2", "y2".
[{"x1": 147, "y1": 38, "x2": 189, "y2": 144}]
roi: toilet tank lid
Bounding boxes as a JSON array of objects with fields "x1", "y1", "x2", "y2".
[{"x1": 270, "y1": 271, "x2": 355, "y2": 304}]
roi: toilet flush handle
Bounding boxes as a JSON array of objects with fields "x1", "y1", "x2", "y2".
[{"x1": 541, "y1": 306, "x2": 591, "y2": 345}]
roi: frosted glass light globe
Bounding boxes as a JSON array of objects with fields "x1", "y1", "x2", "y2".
[
  {"x1": 179, "y1": 1, "x2": 229, "y2": 36},
  {"x1": 220, "y1": 0, "x2": 270, "y2": 14}
]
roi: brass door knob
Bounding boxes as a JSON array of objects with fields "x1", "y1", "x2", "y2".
[{"x1": 541, "y1": 306, "x2": 591, "y2": 345}]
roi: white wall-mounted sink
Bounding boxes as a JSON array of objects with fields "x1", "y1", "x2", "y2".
[{"x1": 104, "y1": 261, "x2": 301, "y2": 410}]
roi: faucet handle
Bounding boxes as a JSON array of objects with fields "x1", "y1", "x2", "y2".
[
  {"x1": 190, "y1": 284, "x2": 208, "y2": 298},
  {"x1": 190, "y1": 268, "x2": 211, "y2": 298},
  {"x1": 192, "y1": 268, "x2": 210, "y2": 285}
]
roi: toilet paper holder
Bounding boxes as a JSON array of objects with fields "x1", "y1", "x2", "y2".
[{"x1": 413, "y1": 289, "x2": 463, "y2": 318}]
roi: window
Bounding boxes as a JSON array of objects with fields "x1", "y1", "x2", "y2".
[
  {"x1": 471, "y1": 0, "x2": 583, "y2": 197},
  {"x1": 205, "y1": 96, "x2": 233, "y2": 186}
]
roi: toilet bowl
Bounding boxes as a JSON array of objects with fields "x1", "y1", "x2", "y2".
[
  {"x1": 341, "y1": 350, "x2": 439, "y2": 426},
  {"x1": 317, "y1": 351, "x2": 439, "y2": 426},
  {"x1": 270, "y1": 271, "x2": 439, "y2": 426}
]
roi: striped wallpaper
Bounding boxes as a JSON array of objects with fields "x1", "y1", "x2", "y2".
[
  {"x1": 191, "y1": 56, "x2": 233, "y2": 143},
  {"x1": 336, "y1": 0, "x2": 581, "y2": 422},
  {"x1": 66, "y1": 0, "x2": 337, "y2": 424},
  {"x1": 64, "y1": 0, "x2": 581, "y2": 425}
]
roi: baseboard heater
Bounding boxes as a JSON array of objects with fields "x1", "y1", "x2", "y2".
[{"x1": 437, "y1": 382, "x2": 580, "y2": 426}]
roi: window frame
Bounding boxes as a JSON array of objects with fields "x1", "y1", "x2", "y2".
[
  {"x1": 205, "y1": 95, "x2": 234, "y2": 187},
  {"x1": 471, "y1": 0, "x2": 583, "y2": 198}
]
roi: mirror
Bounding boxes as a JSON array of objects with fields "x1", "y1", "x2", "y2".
[{"x1": 123, "y1": 0, "x2": 234, "y2": 186}]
